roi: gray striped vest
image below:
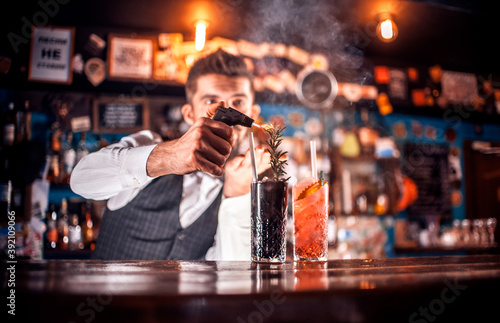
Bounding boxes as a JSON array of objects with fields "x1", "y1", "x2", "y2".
[{"x1": 92, "y1": 174, "x2": 222, "y2": 260}]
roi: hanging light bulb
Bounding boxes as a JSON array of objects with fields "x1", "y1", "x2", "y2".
[
  {"x1": 376, "y1": 13, "x2": 398, "y2": 42},
  {"x1": 195, "y1": 20, "x2": 208, "y2": 51}
]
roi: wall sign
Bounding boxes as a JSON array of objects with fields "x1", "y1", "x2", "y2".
[
  {"x1": 403, "y1": 143, "x2": 451, "y2": 222},
  {"x1": 108, "y1": 34, "x2": 155, "y2": 80},
  {"x1": 388, "y1": 68, "x2": 407, "y2": 101},
  {"x1": 93, "y1": 97, "x2": 149, "y2": 133},
  {"x1": 441, "y1": 70, "x2": 477, "y2": 105},
  {"x1": 28, "y1": 26, "x2": 75, "y2": 84}
]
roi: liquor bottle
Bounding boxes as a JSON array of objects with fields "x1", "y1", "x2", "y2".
[
  {"x1": 81, "y1": 202, "x2": 94, "y2": 249},
  {"x1": 61, "y1": 132, "x2": 76, "y2": 183},
  {"x1": 357, "y1": 108, "x2": 379, "y2": 157},
  {"x1": 76, "y1": 133, "x2": 90, "y2": 164},
  {"x1": 14, "y1": 100, "x2": 28, "y2": 144},
  {"x1": 353, "y1": 179, "x2": 369, "y2": 215},
  {"x1": 50, "y1": 123, "x2": 61, "y2": 155},
  {"x1": 22, "y1": 100, "x2": 32, "y2": 142},
  {"x1": 56, "y1": 199, "x2": 69, "y2": 250},
  {"x1": 339, "y1": 109, "x2": 360, "y2": 158},
  {"x1": 45, "y1": 205, "x2": 58, "y2": 250},
  {"x1": 2, "y1": 102, "x2": 16, "y2": 147},
  {"x1": 47, "y1": 123, "x2": 62, "y2": 183},
  {"x1": 68, "y1": 214, "x2": 83, "y2": 250},
  {"x1": 46, "y1": 155, "x2": 60, "y2": 183},
  {"x1": 374, "y1": 176, "x2": 389, "y2": 215},
  {"x1": 339, "y1": 131, "x2": 360, "y2": 158}
]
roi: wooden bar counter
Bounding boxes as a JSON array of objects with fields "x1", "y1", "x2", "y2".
[{"x1": 6, "y1": 255, "x2": 500, "y2": 322}]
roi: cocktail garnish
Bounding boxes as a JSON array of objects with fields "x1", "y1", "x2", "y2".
[
  {"x1": 264, "y1": 123, "x2": 289, "y2": 182},
  {"x1": 261, "y1": 123, "x2": 274, "y2": 131},
  {"x1": 296, "y1": 179, "x2": 328, "y2": 201}
]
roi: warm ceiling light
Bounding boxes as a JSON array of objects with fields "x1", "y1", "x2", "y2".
[
  {"x1": 195, "y1": 20, "x2": 208, "y2": 51},
  {"x1": 376, "y1": 13, "x2": 398, "y2": 42}
]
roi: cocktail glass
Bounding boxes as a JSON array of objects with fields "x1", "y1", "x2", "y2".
[
  {"x1": 251, "y1": 181, "x2": 289, "y2": 263},
  {"x1": 293, "y1": 176, "x2": 329, "y2": 262}
]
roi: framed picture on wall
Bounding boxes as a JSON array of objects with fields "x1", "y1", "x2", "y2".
[
  {"x1": 28, "y1": 26, "x2": 75, "y2": 84},
  {"x1": 108, "y1": 34, "x2": 155, "y2": 81},
  {"x1": 441, "y1": 70, "x2": 478, "y2": 106}
]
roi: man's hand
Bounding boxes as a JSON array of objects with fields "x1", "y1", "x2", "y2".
[
  {"x1": 146, "y1": 118, "x2": 235, "y2": 177},
  {"x1": 223, "y1": 146, "x2": 271, "y2": 198}
]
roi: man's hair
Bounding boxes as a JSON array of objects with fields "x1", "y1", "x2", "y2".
[{"x1": 185, "y1": 49, "x2": 254, "y2": 104}]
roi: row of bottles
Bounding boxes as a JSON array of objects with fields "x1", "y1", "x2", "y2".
[
  {"x1": 1, "y1": 100, "x2": 33, "y2": 223},
  {"x1": 45, "y1": 199, "x2": 97, "y2": 251},
  {"x1": 333, "y1": 108, "x2": 376, "y2": 159},
  {"x1": 348, "y1": 173, "x2": 396, "y2": 216},
  {"x1": 46, "y1": 128, "x2": 92, "y2": 184},
  {"x1": 2, "y1": 100, "x2": 31, "y2": 146},
  {"x1": 331, "y1": 108, "x2": 401, "y2": 216},
  {"x1": 333, "y1": 108, "x2": 399, "y2": 160}
]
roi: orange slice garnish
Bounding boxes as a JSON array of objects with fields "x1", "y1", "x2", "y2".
[{"x1": 296, "y1": 180, "x2": 328, "y2": 201}]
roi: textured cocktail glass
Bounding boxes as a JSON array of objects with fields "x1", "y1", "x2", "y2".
[{"x1": 251, "y1": 181, "x2": 288, "y2": 263}]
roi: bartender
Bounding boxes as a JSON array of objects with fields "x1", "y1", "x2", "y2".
[{"x1": 70, "y1": 49, "x2": 270, "y2": 260}]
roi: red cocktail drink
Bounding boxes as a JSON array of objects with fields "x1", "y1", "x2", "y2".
[{"x1": 293, "y1": 177, "x2": 329, "y2": 262}]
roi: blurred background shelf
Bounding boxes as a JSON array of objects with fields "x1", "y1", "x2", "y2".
[{"x1": 394, "y1": 244, "x2": 499, "y2": 256}]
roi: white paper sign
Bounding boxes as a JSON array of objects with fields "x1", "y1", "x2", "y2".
[
  {"x1": 29, "y1": 26, "x2": 74, "y2": 84},
  {"x1": 71, "y1": 116, "x2": 92, "y2": 133}
]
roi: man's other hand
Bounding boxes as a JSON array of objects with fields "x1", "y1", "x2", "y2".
[{"x1": 222, "y1": 146, "x2": 271, "y2": 198}]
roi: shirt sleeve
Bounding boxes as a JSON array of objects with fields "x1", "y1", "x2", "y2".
[
  {"x1": 206, "y1": 193, "x2": 251, "y2": 261},
  {"x1": 70, "y1": 130, "x2": 160, "y2": 201}
]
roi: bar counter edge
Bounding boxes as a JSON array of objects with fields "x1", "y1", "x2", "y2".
[{"x1": 4, "y1": 255, "x2": 500, "y2": 323}]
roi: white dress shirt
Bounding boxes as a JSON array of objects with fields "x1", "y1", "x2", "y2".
[{"x1": 70, "y1": 130, "x2": 250, "y2": 260}]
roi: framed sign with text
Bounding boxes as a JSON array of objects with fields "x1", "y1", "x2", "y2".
[
  {"x1": 93, "y1": 97, "x2": 150, "y2": 133},
  {"x1": 403, "y1": 142, "x2": 452, "y2": 222},
  {"x1": 28, "y1": 26, "x2": 75, "y2": 84},
  {"x1": 108, "y1": 34, "x2": 155, "y2": 81}
]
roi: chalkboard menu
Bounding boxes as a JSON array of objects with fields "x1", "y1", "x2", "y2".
[
  {"x1": 403, "y1": 142, "x2": 451, "y2": 221},
  {"x1": 93, "y1": 97, "x2": 149, "y2": 133}
]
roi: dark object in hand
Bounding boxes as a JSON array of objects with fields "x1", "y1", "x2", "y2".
[{"x1": 212, "y1": 106, "x2": 254, "y2": 127}]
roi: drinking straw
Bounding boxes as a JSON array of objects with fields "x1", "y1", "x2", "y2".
[
  {"x1": 249, "y1": 132, "x2": 258, "y2": 182},
  {"x1": 310, "y1": 139, "x2": 318, "y2": 180}
]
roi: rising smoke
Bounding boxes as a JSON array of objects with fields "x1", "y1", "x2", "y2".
[{"x1": 241, "y1": 0, "x2": 370, "y2": 84}]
